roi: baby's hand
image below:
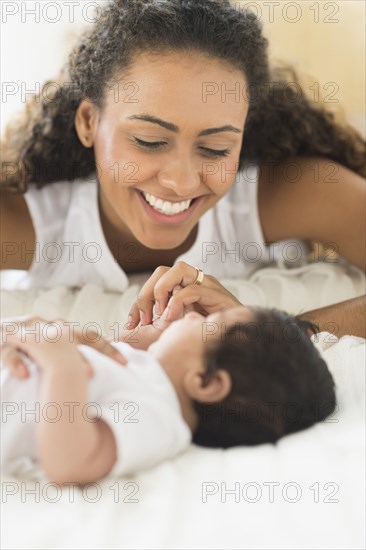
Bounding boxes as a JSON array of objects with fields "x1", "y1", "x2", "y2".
[
  {"x1": 120, "y1": 311, "x2": 174, "y2": 350},
  {"x1": 1, "y1": 320, "x2": 91, "y2": 378},
  {"x1": 121, "y1": 290, "x2": 183, "y2": 350},
  {"x1": 1, "y1": 316, "x2": 127, "y2": 378}
]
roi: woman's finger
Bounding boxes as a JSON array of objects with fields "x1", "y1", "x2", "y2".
[
  {"x1": 0, "y1": 344, "x2": 30, "y2": 378},
  {"x1": 153, "y1": 262, "x2": 208, "y2": 313},
  {"x1": 162, "y1": 284, "x2": 242, "y2": 322},
  {"x1": 154, "y1": 262, "x2": 207, "y2": 313},
  {"x1": 128, "y1": 262, "x2": 207, "y2": 327},
  {"x1": 127, "y1": 265, "x2": 171, "y2": 327}
]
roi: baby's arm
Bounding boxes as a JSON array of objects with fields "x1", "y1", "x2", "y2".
[
  {"x1": 2, "y1": 318, "x2": 117, "y2": 485},
  {"x1": 36, "y1": 342, "x2": 117, "y2": 485}
]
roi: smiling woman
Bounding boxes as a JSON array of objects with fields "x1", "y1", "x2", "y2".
[
  {"x1": 74, "y1": 51, "x2": 248, "y2": 253},
  {"x1": 0, "y1": 0, "x2": 365, "y2": 308}
]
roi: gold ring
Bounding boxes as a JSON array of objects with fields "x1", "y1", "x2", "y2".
[{"x1": 193, "y1": 267, "x2": 204, "y2": 286}]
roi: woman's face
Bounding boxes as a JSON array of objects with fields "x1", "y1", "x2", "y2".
[{"x1": 76, "y1": 52, "x2": 249, "y2": 250}]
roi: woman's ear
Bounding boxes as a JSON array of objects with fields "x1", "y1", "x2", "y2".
[
  {"x1": 183, "y1": 369, "x2": 232, "y2": 403},
  {"x1": 74, "y1": 99, "x2": 98, "y2": 148}
]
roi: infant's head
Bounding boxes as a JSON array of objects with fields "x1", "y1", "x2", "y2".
[
  {"x1": 149, "y1": 305, "x2": 336, "y2": 447},
  {"x1": 194, "y1": 307, "x2": 336, "y2": 447}
]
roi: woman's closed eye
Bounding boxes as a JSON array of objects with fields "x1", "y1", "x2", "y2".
[
  {"x1": 200, "y1": 147, "x2": 230, "y2": 158},
  {"x1": 133, "y1": 137, "x2": 166, "y2": 150},
  {"x1": 132, "y1": 137, "x2": 231, "y2": 158}
]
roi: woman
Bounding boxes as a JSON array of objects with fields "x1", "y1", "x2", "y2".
[{"x1": 1, "y1": 0, "x2": 365, "y2": 337}]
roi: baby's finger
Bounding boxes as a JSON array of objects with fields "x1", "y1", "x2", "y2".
[
  {"x1": 128, "y1": 265, "x2": 171, "y2": 327},
  {"x1": 74, "y1": 331, "x2": 128, "y2": 366},
  {"x1": 0, "y1": 344, "x2": 29, "y2": 378}
]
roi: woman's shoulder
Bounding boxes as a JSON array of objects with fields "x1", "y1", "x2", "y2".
[
  {"x1": 0, "y1": 192, "x2": 36, "y2": 269},
  {"x1": 257, "y1": 155, "x2": 327, "y2": 244},
  {"x1": 257, "y1": 155, "x2": 365, "y2": 253}
]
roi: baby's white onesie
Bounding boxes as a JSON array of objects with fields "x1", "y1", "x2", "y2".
[{"x1": 0, "y1": 342, "x2": 191, "y2": 478}]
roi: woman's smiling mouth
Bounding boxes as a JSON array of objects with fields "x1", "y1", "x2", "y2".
[
  {"x1": 136, "y1": 189, "x2": 204, "y2": 225},
  {"x1": 141, "y1": 191, "x2": 193, "y2": 215}
]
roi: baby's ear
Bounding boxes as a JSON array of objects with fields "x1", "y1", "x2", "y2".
[{"x1": 183, "y1": 369, "x2": 232, "y2": 403}]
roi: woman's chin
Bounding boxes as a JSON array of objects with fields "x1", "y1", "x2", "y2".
[{"x1": 137, "y1": 232, "x2": 190, "y2": 251}]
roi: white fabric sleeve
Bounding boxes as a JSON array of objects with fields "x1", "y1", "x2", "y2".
[
  {"x1": 100, "y1": 397, "x2": 191, "y2": 478},
  {"x1": 78, "y1": 344, "x2": 192, "y2": 479}
]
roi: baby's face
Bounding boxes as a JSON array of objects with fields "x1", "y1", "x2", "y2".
[{"x1": 148, "y1": 305, "x2": 256, "y2": 362}]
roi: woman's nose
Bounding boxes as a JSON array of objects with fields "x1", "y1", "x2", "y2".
[{"x1": 158, "y1": 158, "x2": 201, "y2": 197}]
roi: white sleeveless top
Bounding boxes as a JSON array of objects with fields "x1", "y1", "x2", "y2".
[{"x1": 20, "y1": 166, "x2": 309, "y2": 292}]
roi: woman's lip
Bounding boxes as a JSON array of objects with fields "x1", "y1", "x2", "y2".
[
  {"x1": 135, "y1": 189, "x2": 204, "y2": 225},
  {"x1": 137, "y1": 189, "x2": 202, "y2": 203}
]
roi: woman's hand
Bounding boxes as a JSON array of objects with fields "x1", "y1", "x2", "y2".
[
  {"x1": 127, "y1": 261, "x2": 242, "y2": 327},
  {"x1": 0, "y1": 316, "x2": 127, "y2": 378},
  {"x1": 121, "y1": 294, "x2": 183, "y2": 350}
]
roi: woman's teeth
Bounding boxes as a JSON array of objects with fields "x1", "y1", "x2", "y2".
[{"x1": 142, "y1": 191, "x2": 193, "y2": 215}]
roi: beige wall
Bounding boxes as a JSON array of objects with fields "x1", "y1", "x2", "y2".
[{"x1": 235, "y1": 0, "x2": 365, "y2": 135}]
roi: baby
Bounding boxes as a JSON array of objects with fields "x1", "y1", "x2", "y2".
[{"x1": 0, "y1": 305, "x2": 336, "y2": 484}]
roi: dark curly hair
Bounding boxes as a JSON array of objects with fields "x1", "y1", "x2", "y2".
[
  {"x1": 193, "y1": 308, "x2": 336, "y2": 447},
  {"x1": 1, "y1": 0, "x2": 365, "y2": 193}
]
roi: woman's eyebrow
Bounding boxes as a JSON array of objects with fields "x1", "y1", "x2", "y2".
[
  {"x1": 199, "y1": 126, "x2": 242, "y2": 136},
  {"x1": 127, "y1": 114, "x2": 242, "y2": 135}
]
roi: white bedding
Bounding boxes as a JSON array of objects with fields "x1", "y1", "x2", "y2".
[{"x1": 1, "y1": 260, "x2": 365, "y2": 550}]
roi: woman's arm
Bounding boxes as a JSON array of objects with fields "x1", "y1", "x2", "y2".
[
  {"x1": 258, "y1": 156, "x2": 366, "y2": 272},
  {"x1": 296, "y1": 295, "x2": 366, "y2": 339},
  {"x1": 124, "y1": 262, "x2": 366, "y2": 339},
  {"x1": 258, "y1": 157, "x2": 365, "y2": 338},
  {"x1": 0, "y1": 193, "x2": 35, "y2": 270}
]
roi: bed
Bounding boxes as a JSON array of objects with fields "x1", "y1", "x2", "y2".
[{"x1": 1, "y1": 258, "x2": 365, "y2": 550}]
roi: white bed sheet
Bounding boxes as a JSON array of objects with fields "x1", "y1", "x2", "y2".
[{"x1": 1, "y1": 259, "x2": 365, "y2": 550}]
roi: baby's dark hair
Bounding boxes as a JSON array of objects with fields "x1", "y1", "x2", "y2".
[{"x1": 193, "y1": 308, "x2": 336, "y2": 448}]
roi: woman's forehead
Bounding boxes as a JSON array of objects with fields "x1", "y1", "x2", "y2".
[{"x1": 104, "y1": 52, "x2": 249, "y2": 111}]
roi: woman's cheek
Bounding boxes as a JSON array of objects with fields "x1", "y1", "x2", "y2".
[
  {"x1": 105, "y1": 148, "x2": 161, "y2": 188},
  {"x1": 204, "y1": 155, "x2": 238, "y2": 194}
]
